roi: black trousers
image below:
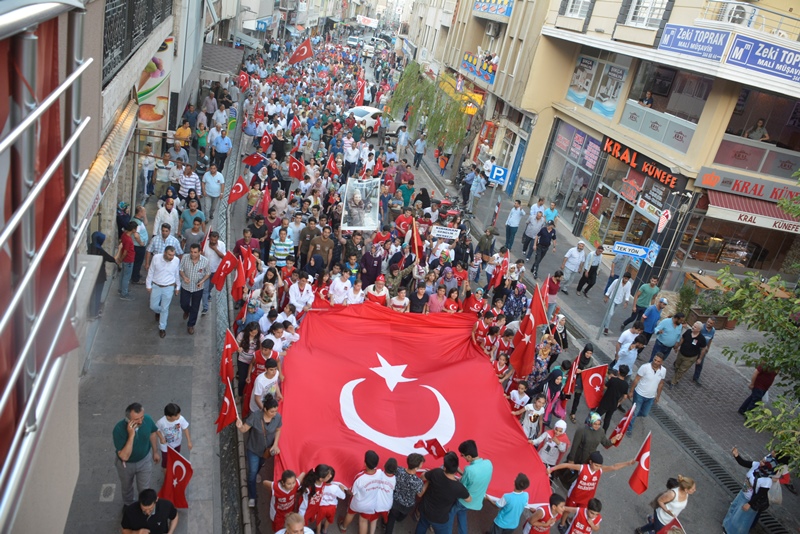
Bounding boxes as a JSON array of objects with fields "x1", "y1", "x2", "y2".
[
  {"x1": 131, "y1": 246, "x2": 146, "y2": 282},
  {"x1": 576, "y1": 265, "x2": 599, "y2": 294},
  {"x1": 214, "y1": 152, "x2": 229, "y2": 171},
  {"x1": 622, "y1": 306, "x2": 646, "y2": 328},
  {"x1": 531, "y1": 246, "x2": 550, "y2": 275},
  {"x1": 180, "y1": 288, "x2": 203, "y2": 327},
  {"x1": 384, "y1": 501, "x2": 413, "y2": 534}
]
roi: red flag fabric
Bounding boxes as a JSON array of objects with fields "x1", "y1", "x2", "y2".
[
  {"x1": 261, "y1": 132, "x2": 273, "y2": 150},
  {"x1": 215, "y1": 379, "x2": 239, "y2": 434},
  {"x1": 579, "y1": 364, "x2": 608, "y2": 410},
  {"x1": 159, "y1": 447, "x2": 194, "y2": 508},
  {"x1": 413, "y1": 438, "x2": 447, "y2": 459},
  {"x1": 354, "y1": 77, "x2": 366, "y2": 106},
  {"x1": 239, "y1": 70, "x2": 249, "y2": 91},
  {"x1": 211, "y1": 251, "x2": 238, "y2": 290},
  {"x1": 326, "y1": 153, "x2": 339, "y2": 175},
  {"x1": 563, "y1": 355, "x2": 581, "y2": 396},
  {"x1": 324, "y1": 78, "x2": 331, "y2": 94},
  {"x1": 629, "y1": 432, "x2": 652, "y2": 495},
  {"x1": 275, "y1": 305, "x2": 551, "y2": 500},
  {"x1": 410, "y1": 219, "x2": 424, "y2": 259},
  {"x1": 231, "y1": 259, "x2": 246, "y2": 302},
  {"x1": 656, "y1": 517, "x2": 684, "y2": 534},
  {"x1": 256, "y1": 185, "x2": 272, "y2": 217},
  {"x1": 509, "y1": 314, "x2": 536, "y2": 381},
  {"x1": 243, "y1": 152, "x2": 264, "y2": 167},
  {"x1": 489, "y1": 251, "x2": 509, "y2": 289},
  {"x1": 241, "y1": 246, "x2": 257, "y2": 285},
  {"x1": 221, "y1": 329, "x2": 237, "y2": 385},
  {"x1": 291, "y1": 115, "x2": 302, "y2": 135},
  {"x1": 228, "y1": 176, "x2": 249, "y2": 204},
  {"x1": 289, "y1": 155, "x2": 306, "y2": 180},
  {"x1": 609, "y1": 402, "x2": 637, "y2": 447},
  {"x1": 288, "y1": 38, "x2": 314, "y2": 64},
  {"x1": 531, "y1": 280, "x2": 549, "y2": 326}
]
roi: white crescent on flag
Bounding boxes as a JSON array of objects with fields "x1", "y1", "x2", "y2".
[
  {"x1": 588, "y1": 372, "x2": 604, "y2": 392},
  {"x1": 639, "y1": 451, "x2": 651, "y2": 471}
]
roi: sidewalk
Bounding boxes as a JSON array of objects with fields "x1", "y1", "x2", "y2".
[
  {"x1": 416, "y1": 148, "x2": 800, "y2": 532},
  {"x1": 64, "y1": 200, "x2": 223, "y2": 533}
]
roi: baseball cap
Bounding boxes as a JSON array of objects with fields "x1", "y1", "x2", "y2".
[
  {"x1": 376, "y1": 274, "x2": 385, "y2": 282},
  {"x1": 547, "y1": 220, "x2": 555, "y2": 226},
  {"x1": 659, "y1": 297, "x2": 668, "y2": 304}
]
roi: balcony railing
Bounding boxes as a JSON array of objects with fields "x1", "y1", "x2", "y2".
[
  {"x1": 102, "y1": 0, "x2": 173, "y2": 86},
  {"x1": 472, "y1": 0, "x2": 513, "y2": 19},
  {"x1": 461, "y1": 52, "x2": 497, "y2": 84},
  {"x1": 714, "y1": 134, "x2": 800, "y2": 180},
  {"x1": 698, "y1": 0, "x2": 800, "y2": 42},
  {"x1": 619, "y1": 100, "x2": 696, "y2": 154}
]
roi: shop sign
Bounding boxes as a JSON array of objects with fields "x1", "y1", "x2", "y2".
[
  {"x1": 601, "y1": 136, "x2": 687, "y2": 191},
  {"x1": 707, "y1": 204, "x2": 800, "y2": 235},
  {"x1": 579, "y1": 137, "x2": 601, "y2": 172},
  {"x1": 658, "y1": 24, "x2": 730, "y2": 62},
  {"x1": 725, "y1": 35, "x2": 800, "y2": 83},
  {"x1": 697, "y1": 166, "x2": 800, "y2": 203}
]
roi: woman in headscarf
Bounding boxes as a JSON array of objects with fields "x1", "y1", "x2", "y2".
[
  {"x1": 568, "y1": 343, "x2": 595, "y2": 424},
  {"x1": 547, "y1": 314, "x2": 569, "y2": 369},
  {"x1": 436, "y1": 266, "x2": 459, "y2": 294},
  {"x1": 502, "y1": 283, "x2": 528, "y2": 323},
  {"x1": 722, "y1": 449, "x2": 777, "y2": 534},
  {"x1": 414, "y1": 187, "x2": 431, "y2": 209},
  {"x1": 531, "y1": 369, "x2": 565, "y2": 428},
  {"x1": 88, "y1": 232, "x2": 119, "y2": 319},
  {"x1": 305, "y1": 254, "x2": 326, "y2": 281},
  {"x1": 523, "y1": 335, "x2": 555, "y2": 393},
  {"x1": 532, "y1": 419, "x2": 570, "y2": 472}
]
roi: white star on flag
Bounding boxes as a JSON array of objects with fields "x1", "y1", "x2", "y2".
[
  {"x1": 370, "y1": 354, "x2": 417, "y2": 391},
  {"x1": 522, "y1": 334, "x2": 531, "y2": 344}
]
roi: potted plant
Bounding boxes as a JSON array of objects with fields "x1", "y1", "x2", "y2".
[
  {"x1": 676, "y1": 283, "x2": 696, "y2": 318},
  {"x1": 689, "y1": 289, "x2": 730, "y2": 329}
]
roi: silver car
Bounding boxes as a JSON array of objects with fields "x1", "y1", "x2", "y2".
[{"x1": 346, "y1": 106, "x2": 405, "y2": 138}]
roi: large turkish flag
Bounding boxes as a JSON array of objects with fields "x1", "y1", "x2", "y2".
[{"x1": 276, "y1": 305, "x2": 550, "y2": 500}]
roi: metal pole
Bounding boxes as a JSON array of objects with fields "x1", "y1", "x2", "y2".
[
  {"x1": 66, "y1": 8, "x2": 86, "y2": 315},
  {"x1": 11, "y1": 30, "x2": 38, "y2": 416},
  {"x1": 596, "y1": 255, "x2": 630, "y2": 340}
]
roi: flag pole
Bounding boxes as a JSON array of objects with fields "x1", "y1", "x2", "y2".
[{"x1": 228, "y1": 378, "x2": 240, "y2": 419}]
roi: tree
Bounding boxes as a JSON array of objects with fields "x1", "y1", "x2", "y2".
[
  {"x1": 389, "y1": 62, "x2": 486, "y2": 182},
  {"x1": 716, "y1": 171, "x2": 800, "y2": 473}
]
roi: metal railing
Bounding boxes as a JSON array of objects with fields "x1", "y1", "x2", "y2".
[
  {"x1": 0, "y1": 6, "x2": 93, "y2": 530},
  {"x1": 699, "y1": 0, "x2": 800, "y2": 42},
  {"x1": 102, "y1": 0, "x2": 173, "y2": 86}
]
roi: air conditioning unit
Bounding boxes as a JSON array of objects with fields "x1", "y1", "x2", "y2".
[
  {"x1": 485, "y1": 22, "x2": 499, "y2": 37},
  {"x1": 722, "y1": 3, "x2": 759, "y2": 27}
]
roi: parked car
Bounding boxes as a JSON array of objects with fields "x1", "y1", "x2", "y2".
[
  {"x1": 346, "y1": 36, "x2": 361, "y2": 48},
  {"x1": 362, "y1": 44, "x2": 375, "y2": 58},
  {"x1": 346, "y1": 106, "x2": 406, "y2": 138}
]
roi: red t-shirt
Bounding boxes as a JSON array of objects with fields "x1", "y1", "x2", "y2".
[
  {"x1": 395, "y1": 215, "x2": 413, "y2": 237},
  {"x1": 444, "y1": 298, "x2": 461, "y2": 312},
  {"x1": 547, "y1": 277, "x2": 560, "y2": 298},
  {"x1": 373, "y1": 231, "x2": 392, "y2": 246},
  {"x1": 121, "y1": 233, "x2": 135, "y2": 263},
  {"x1": 452, "y1": 268, "x2": 468, "y2": 286}
]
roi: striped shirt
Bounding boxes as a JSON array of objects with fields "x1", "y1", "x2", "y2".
[
  {"x1": 269, "y1": 238, "x2": 294, "y2": 267},
  {"x1": 179, "y1": 173, "x2": 202, "y2": 198},
  {"x1": 147, "y1": 234, "x2": 184, "y2": 255},
  {"x1": 179, "y1": 255, "x2": 210, "y2": 291}
]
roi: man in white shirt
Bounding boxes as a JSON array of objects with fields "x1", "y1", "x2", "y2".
[
  {"x1": 202, "y1": 231, "x2": 226, "y2": 315},
  {"x1": 146, "y1": 246, "x2": 181, "y2": 338},
  {"x1": 329, "y1": 270, "x2": 352, "y2": 304},
  {"x1": 153, "y1": 198, "x2": 180, "y2": 237},
  {"x1": 289, "y1": 272, "x2": 315, "y2": 315},
  {"x1": 343, "y1": 144, "x2": 360, "y2": 179},
  {"x1": 559, "y1": 241, "x2": 586, "y2": 294},
  {"x1": 576, "y1": 244, "x2": 604, "y2": 298},
  {"x1": 613, "y1": 334, "x2": 647, "y2": 380},
  {"x1": 250, "y1": 359, "x2": 282, "y2": 414},
  {"x1": 483, "y1": 155, "x2": 495, "y2": 176},
  {"x1": 626, "y1": 354, "x2": 666, "y2": 436},
  {"x1": 202, "y1": 164, "x2": 225, "y2": 219},
  {"x1": 504, "y1": 200, "x2": 526, "y2": 249},
  {"x1": 602, "y1": 272, "x2": 632, "y2": 334}
]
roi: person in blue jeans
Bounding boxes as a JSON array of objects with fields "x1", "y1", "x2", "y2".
[
  {"x1": 235, "y1": 393, "x2": 283, "y2": 508},
  {"x1": 415, "y1": 452, "x2": 470, "y2": 534},
  {"x1": 626, "y1": 354, "x2": 666, "y2": 436},
  {"x1": 485, "y1": 473, "x2": 530, "y2": 534},
  {"x1": 650, "y1": 313, "x2": 685, "y2": 362},
  {"x1": 450, "y1": 440, "x2": 493, "y2": 534}
]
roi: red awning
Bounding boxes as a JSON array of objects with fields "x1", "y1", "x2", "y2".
[
  {"x1": 296, "y1": 25, "x2": 305, "y2": 32},
  {"x1": 706, "y1": 190, "x2": 800, "y2": 234}
]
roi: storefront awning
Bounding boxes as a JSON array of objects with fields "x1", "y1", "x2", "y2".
[
  {"x1": 200, "y1": 43, "x2": 245, "y2": 82},
  {"x1": 706, "y1": 190, "x2": 800, "y2": 235},
  {"x1": 296, "y1": 25, "x2": 305, "y2": 32}
]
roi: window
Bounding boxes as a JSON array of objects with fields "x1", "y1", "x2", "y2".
[
  {"x1": 565, "y1": 0, "x2": 591, "y2": 18},
  {"x1": 625, "y1": 0, "x2": 668, "y2": 29},
  {"x1": 628, "y1": 60, "x2": 713, "y2": 124}
]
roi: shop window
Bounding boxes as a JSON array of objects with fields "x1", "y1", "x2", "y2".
[
  {"x1": 623, "y1": 0, "x2": 669, "y2": 29},
  {"x1": 724, "y1": 88, "x2": 800, "y2": 152},
  {"x1": 627, "y1": 61, "x2": 713, "y2": 124},
  {"x1": 566, "y1": 52, "x2": 632, "y2": 119}
]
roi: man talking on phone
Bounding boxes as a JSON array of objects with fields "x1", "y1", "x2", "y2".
[{"x1": 113, "y1": 402, "x2": 161, "y2": 505}]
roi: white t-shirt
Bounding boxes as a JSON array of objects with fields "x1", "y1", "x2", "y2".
[
  {"x1": 276, "y1": 311, "x2": 298, "y2": 329},
  {"x1": 250, "y1": 372, "x2": 280, "y2": 413},
  {"x1": 522, "y1": 404, "x2": 544, "y2": 439},
  {"x1": 509, "y1": 390, "x2": 529, "y2": 411},
  {"x1": 320, "y1": 482, "x2": 348, "y2": 506},
  {"x1": 634, "y1": 362, "x2": 667, "y2": 398},
  {"x1": 350, "y1": 469, "x2": 396, "y2": 514},
  {"x1": 617, "y1": 329, "x2": 638, "y2": 349},
  {"x1": 156, "y1": 415, "x2": 189, "y2": 452},
  {"x1": 346, "y1": 287, "x2": 365, "y2": 304},
  {"x1": 330, "y1": 277, "x2": 352, "y2": 304}
]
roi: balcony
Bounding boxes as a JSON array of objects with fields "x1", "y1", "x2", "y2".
[
  {"x1": 619, "y1": 100, "x2": 696, "y2": 154},
  {"x1": 472, "y1": 0, "x2": 513, "y2": 21},
  {"x1": 714, "y1": 134, "x2": 800, "y2": 180},
  {"x1": 698, "y1": 0, "x2": 800, "y2": 42},
  {"x1": 280, "y1": 0, "x2": 298, "y2": 10},
  {"x1": 461, "y1": 52, "x2": 497, "y2": 84}
]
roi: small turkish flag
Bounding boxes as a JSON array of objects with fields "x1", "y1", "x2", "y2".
[
  {"x1": 410, "y1": 219, "x2": 424, "y2": 259},
  {"x1": 239, "y1": 70, "x2": 249, "y2": 90},
  {"x1": 159, "y1": 447, "x2": 194, "y2": 508},
  {"x1": 200, "y1": 224, "x2": 211, "y2": 251},
  {"x1": 256, "y1": 185, "x2": 272, "y2": 217},
  {"x1": 629, "y1": 432, "x2": 652, "y2": 495},
  {"x1": 324, "y1": 78, "x2": 331, "y2": 94},
  {"x1": 241, "y1": 246, "x2": 257, "y2": 285},
  {"x1": 221, "y1": 329, "x2": 237, "y2": 385},
  {"x1": 215, "y1": 379, "x2": 239, "y2": 433},
  {"x1": 609, "y1": 402, "x2": 637, "y2": 447},
  {"x1": 227, "y1": 176, "x2": 249, "y2": 204},
  {"x1": 233, "y1": 291, "x2": 250, "y2": 335},
  {"x1": 656, "y1": 517, "x2": 684, "y2": 534},
  {"x1": 243, "y1": 152, "x2": 265, "y2": 167},
  {"x1": 289, "y1": 155, "x2": 306, "y2": 180},
  {"x1": 354, "y1": 77, "x2": 366, "y2": 106},
  {"x1": 413, "y1": 438, "x2": 447, "y2": 459},
  {"x1": 530, "y1": 281, "x2": 549, "y2": 325},
  {"x1": 489, "y1": 251, "x2": 509, "y2": 288},
  {"x1": 580, "y1": 364, "x2": 608, "y2": 410},
  {"x1": 288, "y1": 38, "x2": 314, "y2": 64},
  {"x1": 509, "y1": 313, "x2": 536, "y2": 381},
  {"x1": 254, "y1": 106, "x2": 265, "y2": 124},
  {"x1": 211, "y1": 251, "x2": 238, "y2": 291},
  {"x1": 326, "y1": 153, "x2": 339, "y2": 175},
  {"x1": 563, "y1": 355, "x2": 581, "y2": 396},
  {"x1": 231, "y1": 258, "x2": 246, "y2": 302},
  {"x1": 275, "y1": 305, "x2": 551, "y2": 501},
  {"x1": 373, "y1": 158, "x2": 384, "y2": 177},
  {"x1": 291, "y1": 115, "x2": 302, "y2": 135}
]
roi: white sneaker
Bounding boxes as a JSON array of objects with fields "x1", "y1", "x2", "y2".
[{"x1": 248, "y1": 498, "x2": 255, "y2": 508}]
